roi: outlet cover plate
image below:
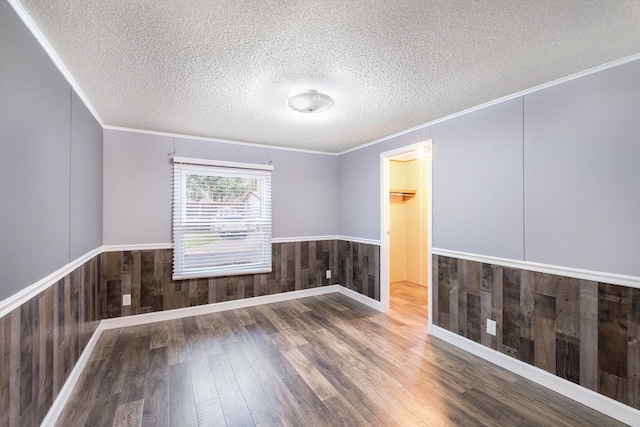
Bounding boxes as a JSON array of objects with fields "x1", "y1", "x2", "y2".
[
  {"x1": 487, "y1": 319, "x2": 496, "y2": 336},
  {"x1": 123, "y1": 294, "x2": 131, "y2": 306},
  {"x1": 326, "y1": 270, "x2": 331, "y2": 279}
]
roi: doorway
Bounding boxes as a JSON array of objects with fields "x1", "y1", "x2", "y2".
[{"x1": 380, "y1": 141, "x2": 432, "y2": 331}]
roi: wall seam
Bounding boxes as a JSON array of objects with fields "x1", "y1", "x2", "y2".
[
  {"x1": 522, "y1": 95, "x2": 526, "y2": 261},
  {"x1": 69, "y1": 88, "x2": 73, "y2": 263}
]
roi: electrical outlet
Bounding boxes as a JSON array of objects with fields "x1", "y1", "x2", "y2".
[
  {"x1": 487, "y1": 319, "x2": 496, "y2": 336},
  {"x1": 123, "y1": 294, "x2": 131, "y2": 306},
  {"x1": 326, "y1": 270, "x2": 331, "y2": 279}
]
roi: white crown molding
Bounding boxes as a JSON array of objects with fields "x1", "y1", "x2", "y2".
[
  {"x1": 431, "y1": 326, "x2": 640, "y2": 426},
  {"x1": 432, "y1": 248, "x2": 640, "y2": 289},
  {"x1": 10, "y1": 0, "x2": 640, "y2": 159},
  {"x1": 338, "y1": 53, "x2": 640, "y2": 156},
  {"x1": 102, "y1": 243, "x2": 173, "y2": 252},
  {"x1": 40, "y1": 327, "x2": 104, "y2": 427},
  {"x1": 103, "y1": 125, "x2": 339, "y2": 156},
  {"x1": 6, "y1": 0, "x2": 104, "y2": 127},
  {"x1": 338, "y1": 236, "x2": 381, "y2": 246},
  {"x1": 0, "y1": 247, "x2": 102, "y2": 319}
]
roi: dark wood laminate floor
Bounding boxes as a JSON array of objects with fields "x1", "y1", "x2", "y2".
[{"x1": 56, "y1": 282, "x2": 625, "y2": 426}]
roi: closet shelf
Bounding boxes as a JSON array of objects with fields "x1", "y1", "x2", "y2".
[{"x1": 389, "y1": 189, "x2": 416, "y2": 201}]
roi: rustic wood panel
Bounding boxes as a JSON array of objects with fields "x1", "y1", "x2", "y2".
[
  {"x1": 598, "y1": 282, "x2": 630, "y2": 403},
  {"x1": 432, "y1": 255, "x2": 439, "y2": 327},
  {"x1": 433, "y1": 254, "x2": 640, "y2": 410},
  {"x1": 556, "y1": 277, "x2": 581, "y2": 340},
  {"x1": 0, "y1": 256, "x2": 100, "y2": 427},
  {"x1": 489, "y1": 264, "x2": 503, "y2": 351},
  {"x1": 101, "y1": 240, "x2": 354, "y2": 319},
  {"x1": 337, "y1": 240, "x2": 379, "y2": 300},
  {"x1": 580, "y1": 280, "x2": 599, "y2": 391},
  {"x1": 556, "y1": 335, "x2": 580, "y2": 384},
  {"x1": 502, "y1": 267, "x2": 522, "y2": 357}
]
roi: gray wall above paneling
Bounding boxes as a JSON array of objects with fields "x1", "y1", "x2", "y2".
[
  {"x1": 176, "y1": 136, "x2": 338, "y2": 239},
  {"x1": 268, "y1": 149, "x2": 338, "y2": 238},
  {"x1": 432, "y1": 98, "x2": 525, "y2": 260},
  {"x1": 524, "y1": 59, "x2": 640, "y2": 276},
  {"x1": 0, "y1": 1, "x2": 103, "y2": 301},
  {"x1": 337, "y1": 144, "x2": 382, "y2": 241},
  {"x1": 1, "y1": 0, "x2": 70, "y2": 300},
  {"x1": 103, "y1": 130, "x2": 174, "y2": 246},
  {"x1": 103, "y1": 130, "x2": 339, "y2": 245},
  {"x1": 70, "y1": 91, "x2": 103, "y2": 259},
  {"x1": 337, "y1": 127, "x2": 431, "y2": 240}
]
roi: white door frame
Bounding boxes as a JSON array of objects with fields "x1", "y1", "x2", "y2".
[{"x1": 380, "y1": 140, "x2": 433, "y2": 333}]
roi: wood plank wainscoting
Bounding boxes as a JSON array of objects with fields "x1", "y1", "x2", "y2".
[
  {"x1": 0, "y1": 239, "x2": 380, "y2": 426},
  {"x1": 100, "y1": 240, "x2": 379, "y2": 319},
  {"x1": 0, "y1": 257, "x2": 101, "y2": 427},
  {"x1": 433, "y1": 254, "x2": 640, "y2": 411}
]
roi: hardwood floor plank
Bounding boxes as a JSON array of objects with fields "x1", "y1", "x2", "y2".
[
  {"x1": 207, "y1": 352, "x2": 254, "y2": 426},
  {"x1": 188, "y1": 357, "x2": 218, "y2": 404},
  {"x1": 295, "y1": 342, "x2": 391, "y2": 426},
  {"x1": 249, "y1": 356, "x2": 313, "y2": 426},
  {"x1": 194, "y1": 399, "x2": 227, "y2": 427},
  {"x1": 84, "y1": 394, "x2": 119, "y2": 427},
  {"x1": 168, "y1": 362, "x2": 197, "y2": 427},
  {"x1": 254, "y1": 417, "x2": 285, "y2": 427},
  {"x1": 223, "y1": 341, "x2": 279, "y2": 424},
  {"x1": 141, "y1": 347, "x2": 169, "y2": 427},
  {"x1": 112, "y1": 399, "x2": 144, "y2": 427},
  {"x1": 118, "y1": 334, "x2": 150, "y2": 405},
  {"x1": 271, "y1": 333, "x2": 338, "y2": 401},
  {"x1": 253, "y1": 349, "x2": 341, "y2": 426},
  {"x1": 321, "y1": 395, "x2": 371, "y2": 427}
]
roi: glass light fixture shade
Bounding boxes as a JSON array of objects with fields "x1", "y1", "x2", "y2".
[{"x1": 287, "y1": 90, "x2": 334, "y2": 113}]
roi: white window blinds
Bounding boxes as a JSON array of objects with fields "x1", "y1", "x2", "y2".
[{"x1": 172, "y1": 157, "x2": 273, "y2": 280}]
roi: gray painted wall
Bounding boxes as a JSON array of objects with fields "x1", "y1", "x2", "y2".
[
  {"x1": 432, "y1": 98, "x2": 524, "y2": 260},
  {"x1": 339, "y1": 58, "x2": 640, "y2": 277},
  {"x1": 337, "y1": 128, "x2": 431, "y2": 240},
  {"x1": 4, "y1": 0, "x2": 640, "y2": 302},
  {"x1": 174, "y1": 136, "x2": 339, "y2": 238},
  {"x1": 103, "y1": 130, "x2": 174, "y2": 245},
  {"x1": 337, "y1": 144, "x2": 381, "y2": 240},
  {"x1": 71, "y1": 91, "x2": 103, "y2": 259},
  {"x1": 103, "y1": 131, "x2": 338, "y2": 245},
  {"x1": 524, "y1": 59, "x2": 640, "y2": 276},
  {"x1": 0, "y1": 1, "x2": 103, "y2": 301}
]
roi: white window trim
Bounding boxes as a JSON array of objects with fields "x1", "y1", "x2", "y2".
[
  {"x1": 172, "y1": 157, "x2": 273, "y2": 280},
  {"x1": 173, "y1": 156, "x2": 274, "y2": 171}
]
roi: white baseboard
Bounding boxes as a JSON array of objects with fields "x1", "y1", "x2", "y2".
[
  {"x1": 431, "y1": 326, "x2": 640, "y2": 426},
  {"x1": 336, "y1": 285, "x2": 384, "y2": 311},
  {"x1": 40, "y1": 326, "x2": 104, "y2": 427},
  {"x1": 100, "y1": 285, "x2": 342, "y2": 330}
]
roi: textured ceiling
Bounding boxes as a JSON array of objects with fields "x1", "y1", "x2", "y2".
[{"x1": 16, "y1": 0, "x2": 640, "y2": 153}]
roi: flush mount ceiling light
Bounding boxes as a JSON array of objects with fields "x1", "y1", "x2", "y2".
[{"x1": 287, "y1": 90, "x2": 334, "y2": 113}]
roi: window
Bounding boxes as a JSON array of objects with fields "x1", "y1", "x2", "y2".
[{"x1": 172, "y1": 157, "x2": 272, "y2": 280}]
